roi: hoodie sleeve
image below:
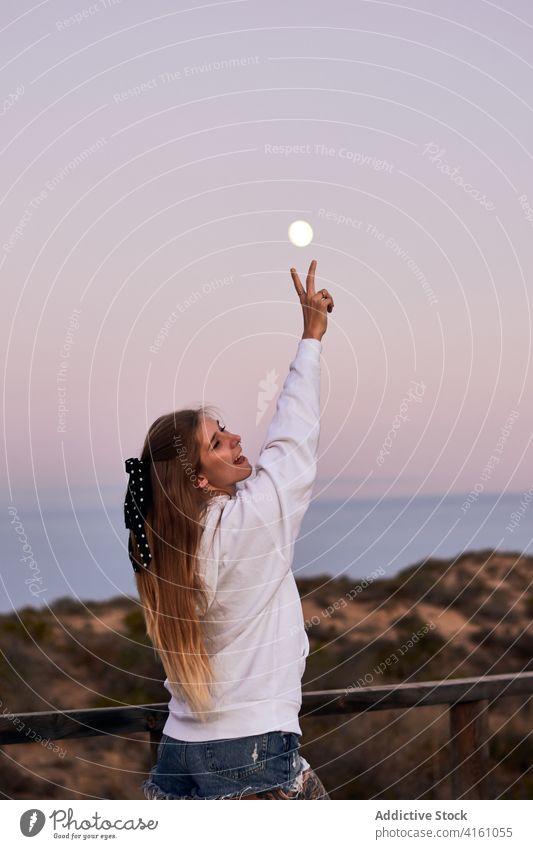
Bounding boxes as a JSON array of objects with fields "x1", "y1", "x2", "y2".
[{"x1": 221, "y1": 337, "x2": 322, "y2": 569}]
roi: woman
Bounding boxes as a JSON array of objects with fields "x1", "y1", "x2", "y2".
[{"x1": 124, "y1": 260, "x2": 334, "y2": 799}]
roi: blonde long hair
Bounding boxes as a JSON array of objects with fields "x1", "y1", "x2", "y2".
[{"x1": 127, "y1": 406, "x2": 222, "y2": 719}]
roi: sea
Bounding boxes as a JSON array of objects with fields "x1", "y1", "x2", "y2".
[{"x1": 2, "y1": 491, "x2": 531, "y2": 613}]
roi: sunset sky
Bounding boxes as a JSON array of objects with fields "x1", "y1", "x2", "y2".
[{"x1": 2, "y1": 0, "x2": 532, "y2": 519}]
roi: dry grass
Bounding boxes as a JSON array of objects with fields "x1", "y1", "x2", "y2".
[{"x1": 1, "y1": 548, "x2": 532, "y2": 799}]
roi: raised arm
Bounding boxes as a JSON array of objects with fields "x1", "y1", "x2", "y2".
[{"x1": 224, "y1": 261, "x2": 334, "y2": 568}]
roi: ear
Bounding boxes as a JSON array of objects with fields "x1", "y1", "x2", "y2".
[{"x1": 195, "y1": 473, "x2": 209, "y2": 490}]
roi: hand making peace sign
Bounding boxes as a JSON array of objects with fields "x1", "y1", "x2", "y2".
[{"x1": 290, "y1": 260, "x2": 334, "y2": 341}]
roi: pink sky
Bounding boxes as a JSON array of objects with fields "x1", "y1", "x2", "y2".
[{"x1": 2, "y1": 0, "x2": 533, "y2": 513}]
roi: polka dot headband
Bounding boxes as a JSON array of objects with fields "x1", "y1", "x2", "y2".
[{"x1": 124, "y1": 458, "x2": 153, "y2": 572}]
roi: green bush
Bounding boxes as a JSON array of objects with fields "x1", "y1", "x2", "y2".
[
  {"x1": 0, "y1": 618, "x2": 20, "y2": 634},
  {"x1": 50, "y1": 596, "x2": 84, "y2": 614},
  {"x1": 16, "y1": 612, "x2": 53, "y2": 641},
  {"x1": 122, "y1": 609, "x2": 148, "y2": 641}
]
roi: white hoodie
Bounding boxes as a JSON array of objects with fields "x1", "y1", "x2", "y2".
[{"x1": 162, "y1": 337, "x2": 322, "y2": 741}]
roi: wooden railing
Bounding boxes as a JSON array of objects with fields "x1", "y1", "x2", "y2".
[{"x1": 1, "y1": 672, "x2": 532, "y2": 799}]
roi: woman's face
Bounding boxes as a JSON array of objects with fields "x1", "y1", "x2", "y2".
[{"x1": 196, "y1": 415, "x2": 252, "y2": 496}]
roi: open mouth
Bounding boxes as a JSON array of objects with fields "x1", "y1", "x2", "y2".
[{"x1": 234, "y1": 454, "x2": 246, "y2": 465}]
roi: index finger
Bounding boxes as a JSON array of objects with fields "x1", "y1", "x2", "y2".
[
  {"x1": 306, "y1": 259, "x2": 317, "y2": 296},
  {"x1": 290, "y1": 267, "x2": 305, "y2": 298}
]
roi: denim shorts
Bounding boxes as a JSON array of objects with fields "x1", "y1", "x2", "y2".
[{"x1": 142, "y1": 730, "x2": 311, "y2": 800}]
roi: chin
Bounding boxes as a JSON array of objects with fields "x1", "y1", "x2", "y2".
[{"x1": 235, "y1": 462, "x2": 253, "y2": 481}]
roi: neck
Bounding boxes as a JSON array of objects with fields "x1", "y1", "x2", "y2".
[{"x1": 207, "y1": 484, "x2": 235, "y2": 498}]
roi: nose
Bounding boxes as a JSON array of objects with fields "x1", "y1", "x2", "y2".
[{"x1": 230, "y1": 432, "x2": 241, "y2": 446}]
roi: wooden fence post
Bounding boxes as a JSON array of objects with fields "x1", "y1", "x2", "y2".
[
  {"x1": 147, "y1": 715, "x2": 162, "y2": 772},
  {"x1": 449, "y1": 699, "x2": 490, "y2": 799}
]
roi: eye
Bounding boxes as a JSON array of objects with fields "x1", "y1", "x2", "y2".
[{"x1": 213, "y1": 420, "x2": 226, "y2": 449}]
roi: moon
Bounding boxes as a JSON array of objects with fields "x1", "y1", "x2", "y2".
[{"x1": 288, "y1": 220, "x2": 313, "y2": 247}]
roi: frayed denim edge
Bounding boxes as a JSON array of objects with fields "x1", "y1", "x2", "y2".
[
  {"x1": 142, "y1": 776, "x2": 260, "y2": 800},
  {"x1": 142, "y1": 766, "x2": 307, "y2": 800}
]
